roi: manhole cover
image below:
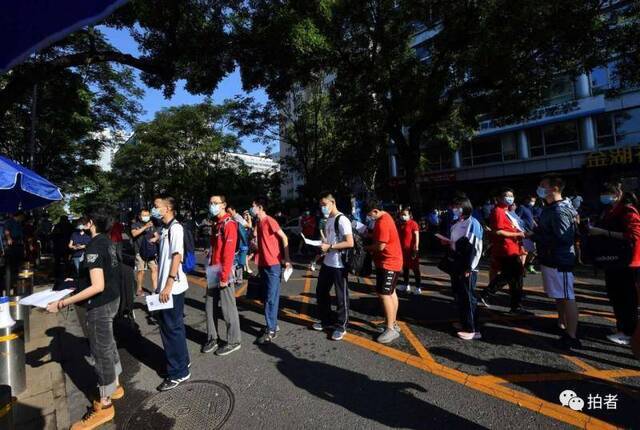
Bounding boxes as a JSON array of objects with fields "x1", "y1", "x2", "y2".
[{"x1": 124, "y1": 381, "x2": 234, "y2": 429}]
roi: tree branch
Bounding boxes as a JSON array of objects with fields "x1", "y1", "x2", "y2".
[{"x1": 0, "y1": 50, "x2": 165, "y2": 115}]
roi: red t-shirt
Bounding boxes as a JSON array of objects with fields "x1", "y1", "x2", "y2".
[
  {"x1": 257, "y1": 215, "x2": 282, "y2": 267},
  {"x1": 301, "y1": 215, "x2": 316, "y2": 237},
  {"x1": 372, "y1": 212, "x2": 403, "y2": 272},
  {"x1": 209, "y1": 214, "x2": 238, "y2": 283},
  {"x1": 400, "y1": 219, "x2": 420, "y2": 251},
  {"x1": 489, "y1": 205, "x2": 521, "y2": 257},
  {"x1": 110, "y1": 222, "x2": 124, "y2": 243}
]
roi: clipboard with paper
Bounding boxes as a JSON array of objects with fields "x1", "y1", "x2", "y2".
[{"x1": 300, "y1": 233, "x2": 322, "y2": 247}]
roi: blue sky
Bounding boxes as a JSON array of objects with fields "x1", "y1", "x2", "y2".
[{"x1": 101, "y1": 27, "x2": 269, "y2": 154}]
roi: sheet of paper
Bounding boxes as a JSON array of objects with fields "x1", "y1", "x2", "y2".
[
  {"x1": 434, "y1": 233, "x2": 451, "y2": 242},
  {"x1": 19, "y1": 289, "x2": 74, "y2": 308},
  {"x1": 146, "y1": 294, "x2": 174, "y2": 311},
  {"x1": 301, "y1": 233, "x2": 322, "y2": 247},
  {"x1": 283, "y1": 266, "x2": 293, "y2": 283}
]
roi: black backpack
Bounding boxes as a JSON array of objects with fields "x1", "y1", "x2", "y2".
[{"x1": 334, "y1": 214, "x2": 367, "y2": 276}]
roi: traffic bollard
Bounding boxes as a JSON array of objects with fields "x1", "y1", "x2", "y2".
[{"x1": 0, "y1": 322, "x2": 26, "y2": 396}]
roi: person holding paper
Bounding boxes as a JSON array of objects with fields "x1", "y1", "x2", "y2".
[
  {"x1": 202, "y1": 195, "x2": 242, "y2": 356},
  {"x1": 251, "y1": 196, "x2": 292, "y2": 344},
  {"x1": 153, "y1": 195, "x2": 191, "y2": 391},
  {"x1": 312, "y1": 192, "x2": 354, "y2": 341},
  {"x1": 46, "y1": 208, "x2": 124, "y2": 430}
]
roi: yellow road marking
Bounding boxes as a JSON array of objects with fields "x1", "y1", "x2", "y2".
[
  {"x1": 397, "y1": 321, "x2": 435, "y2": 363},
  {"x1": 186, "y1": 272, "x2": 631, "y2": 429}
]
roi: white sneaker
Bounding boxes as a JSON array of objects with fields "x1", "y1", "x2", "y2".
[
  {"x1": 310, "y1": 262, "x2": 317, "y2": 272},
  {"x1": 607, "y1": 332, "x2": 631, "y2": 346},
  {"x1": 413, "y1": 287, "x2": 422, "y2": 295},
  {"x1": 457, "y1": 331, "x2": 482, "y2": 340},
  {"x1": 396, "y1": 284, "x2": 408, "y2": 292}
]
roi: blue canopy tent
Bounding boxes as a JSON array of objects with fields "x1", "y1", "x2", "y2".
[
  {"x1": 0, "y1": 156, "x2": 63, "y2": 213},
  {"x1": 1, "y1": 0, "x2": 129, "y2": 72}
]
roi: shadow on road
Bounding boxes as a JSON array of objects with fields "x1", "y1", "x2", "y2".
[{"x1": 258, "y1": 342, "x2": 485, "y2": 429}]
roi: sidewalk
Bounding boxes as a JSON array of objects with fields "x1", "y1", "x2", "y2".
[{"x1": 12, "y1": 283, "x2": 70, "y2": 430}]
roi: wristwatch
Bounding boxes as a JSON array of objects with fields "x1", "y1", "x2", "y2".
[{"x1": 168, "y1": 275, "x2": 177, "y2": 280}]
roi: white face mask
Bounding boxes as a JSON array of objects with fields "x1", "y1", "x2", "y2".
[
  {"x1": 141, "y1": 215, "x2": 150, "y2": 223},
  {"x1": 401, "y1": 215, "x2": 410, "y2": 222}
]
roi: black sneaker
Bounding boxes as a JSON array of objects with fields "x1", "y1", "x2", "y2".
[
  {"x1": 557, "y1": 333, "x2": 582, "y2": 351},
  {"x1": 157, "y1": 373, "x2": 191, "y2": 391},
  {"x1": 216, "y1": 343, "x2": 241, "y2": 356},
  {"x1": 201, "y1": 339, "x2": 219, "y2": 354},
  {"x1": 257, "y1": 331, "x2": 277, "y2": 344}
]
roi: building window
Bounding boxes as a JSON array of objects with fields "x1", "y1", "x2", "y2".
[
  {"x1": 595, "y1": 113, "x2": 615, "y2": 148},
  {"x1": 590, "y1": 65, "x2": 611, "y2": 95},
  {"x1": 502, "y1": 135, "x2": 518, "y2": 161},
  {"x1": 614, "y1": 108, "x2": 640, "y2": 146},
  {"x1": 544, "y1": 74, "x2": 575, "y2": 105},
  {"x1": 526, "y1": 120, "x2": 580, "y2": 156}
]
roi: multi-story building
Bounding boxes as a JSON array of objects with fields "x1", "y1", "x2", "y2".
[
  {"x1": 390, "y1": 1, "x2": 640, "y2": 206},
  {"x1": 224, "y1": 152, "x2": 279, "y2": 175}
]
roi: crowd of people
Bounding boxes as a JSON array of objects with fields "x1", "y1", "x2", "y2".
[{"x1": 1, "y1": 172, "x2": 638, "y2": 429}]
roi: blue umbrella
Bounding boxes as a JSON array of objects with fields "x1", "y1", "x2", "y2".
[{"x1": 0, "y1": 155, "x2": 63, "y2": 213}]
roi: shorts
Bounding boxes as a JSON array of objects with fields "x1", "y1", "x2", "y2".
[
  {"x1": 375, "y1": 269, "x2": 400, "y2": 295},
  {"x1": 541, "y1": 265, "x2": 575, "y2": 300},
  {"x1": 135, "y1": 254, "x2": 157, "y2": 272}
]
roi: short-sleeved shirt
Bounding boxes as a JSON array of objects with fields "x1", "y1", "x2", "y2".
[
  {"x1": 70, "y1": 230, "x2": 91, "y2": 258},
  {"x1": 372, "y1": 212, "x2": 403, "y2": 272},
  {"x1": 131, "y1": 221, "x2": 157, "y2": 254},
  {"x1": 400, "y1": 219, "x2": 420, "y2": 251},
  {"x1": 158, "y1": 220, "x2": 189, "y2": 295},
  {"x1": 77, "y1": 234, "x2": 120, "y2": 310},
  {"x1": 301, "y1": 215, "x2": 317, "y2": 237},
  {"x1": 489, "y1": 205, "x2": 521, "y2": 257},
  {"x1": 257, "y1": 215, "x2": 282, "y2": 267},
  {"x1": 323, "y1": 214, "x2": 353, "y2": 269}
]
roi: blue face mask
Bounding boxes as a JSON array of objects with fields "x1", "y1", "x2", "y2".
[
  {"x1": 452, "y1": 207, "x2": 462, "y2": 221},
  {"x1": 209, "y1": 203, "x2": 220, "y2": 217},
  {"x1": 366, "y1": 215, "x2": 375, "y2": 229},
  {"x1": 321, "y1": 206, "x2": 330, "y2": 218},
  {"x1": 600, "y1": 194, "x2": 615, "y2": 206},
  {"x1": 504, "y1": 196, "x2": 515, "y2": 206},
  {"x1": 249, "y1": 207, "x2": 257, "y2": 217},
  {"x1": 536, "y1": 186, "x2": 548, "y2": 199},
  {"x1": 151, "y1": 207, "x2": 162, "y2": 219}
]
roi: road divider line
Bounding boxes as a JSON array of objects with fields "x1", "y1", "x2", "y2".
[
  {"x1": 187, "y1": 273, "x2": 624, "y2": 428},
  {"x1": 397, "y1": 321, "x2": 436, "y2": 363}
]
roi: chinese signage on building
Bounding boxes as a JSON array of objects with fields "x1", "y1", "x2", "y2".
[{"x1": 586, "y1": 147, "x2": 640, "y2": 168}]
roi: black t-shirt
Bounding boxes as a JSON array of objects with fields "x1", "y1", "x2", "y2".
[
  {"x1": 131, "y1": 221, "x2": 157, "y2": 254},
  {"x1": 77, "y1": 234, "x2": 120, "y2": 309}
]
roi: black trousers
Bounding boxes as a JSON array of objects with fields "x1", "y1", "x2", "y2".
[
  {"x1": 604, "y1": 267, "x2": 639, "y2": 336},
  {"x1": 451, "y1": 271, "x2": 479, "y2": 333},
  {"x1": 316, "y1": 265, "x2": 349, "y2": 330},
  {"x1": 484, "y1": 255, "x2": 524, "y2": 310},
  {"x1": 402, "y1": 266, "x2": 421, "y2": 289}
]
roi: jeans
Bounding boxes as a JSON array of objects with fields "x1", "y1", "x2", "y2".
[
  {"x1": 259, "y1": 264, "x2": 281, "y2": 332},
  {"x1": 72, "y1": 256, "x2": 83, "y2": 275},
  {"x1": 316, "y1": 265, "x2": 349, "y2": 330},
  {"x1": 158, "y1": 293, "x2": 190, "y2": 379},
  {"x1": 206, "y1": 265, "x2": 241, "y2": 344},
  {"x1": 451, "y1": 271, "x2": 479, "y2": 333},
  {"x1": 483, "y1": 255, "x2": 524, "y2": 310},
  {"x1": 86, "y1": 298, "x2": 122, "y2": 398}
]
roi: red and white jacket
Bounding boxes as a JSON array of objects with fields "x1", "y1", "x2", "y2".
[{"x1": 209, "y1": 214, "x2": 238, "y2": 283}]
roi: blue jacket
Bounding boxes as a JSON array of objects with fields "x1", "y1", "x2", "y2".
[
  {"x1": 516, "y1": 205, "x2": 534, "y2": 231},
  {"x1": 533, "y1": 199, "x2": 577, "y2": 271}
]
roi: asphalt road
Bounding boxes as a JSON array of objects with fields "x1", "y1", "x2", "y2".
[{"x1": 58, "y1": 252, "x2": 640, "y2": 429}]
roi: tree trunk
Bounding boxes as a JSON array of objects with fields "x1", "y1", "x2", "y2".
[{"x1": 393, "y1": 126, "x2": 423, "y2": 213}]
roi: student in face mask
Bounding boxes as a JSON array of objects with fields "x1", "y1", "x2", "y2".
[
  {"x1": 589, "y1": 182, "x2": 640, "y2": 346},
  {"x1": 69, "y1": 219, "x2": 91, "y2": 275},
  {"x1": 479, "y1": 188, "x2": 529, "y2": 315},
  {"x1": 397, "y1": 209, "x2": 421, "y2": 295},
  {"x1": 438, "y1": 195, "x2": 484, "y2": 340}
]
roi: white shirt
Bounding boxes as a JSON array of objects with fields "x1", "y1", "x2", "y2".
[
  {"x1": 158, "y1": 220, "x2": 189, "y2": 295},
  {"x1": 323, "y1": 214, "x2": 353, "y2": 269},
  {"x1": 449, "y1": 216, "x2": 483, "y2": 271}
]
